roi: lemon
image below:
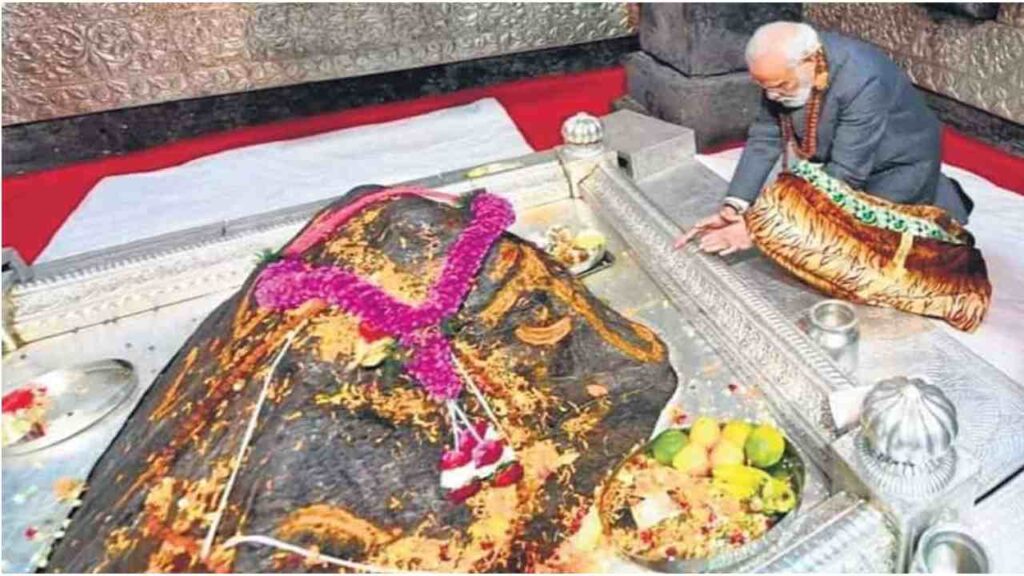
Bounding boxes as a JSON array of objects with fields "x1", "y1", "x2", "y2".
[
  {"x1": 672, "y1": 444, "x2": 710, "y2": 477},
  {"x1": 709, "y1": 440, "x2": 745, "y2": 467},
  {"x1": 573, "y1": 229, "x2": 606, "y2": 251},
  {"x1": 689, "y1": 416, "x2": 721, "y2": 448},
  {"x1": 650, "y1": 429, "x2": 689, "y2": 465},
  {"x1": 721, "y1": 420, "x2": 753, "y2": 447},
  {"x1": 745, "y1": 425, "x2": 786, "y2": 468}
]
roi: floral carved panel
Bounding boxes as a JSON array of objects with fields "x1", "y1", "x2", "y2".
[
  {"x1": 806, "y1": 3, "x2": 1024, "y2": 124},
  {"x1": 2, "y1": 3, "x2": 633, "y2": 125}
]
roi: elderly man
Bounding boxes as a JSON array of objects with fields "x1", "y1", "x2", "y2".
[{"x1": 678, "y1": 21, "x2": 973, "y2": 255}]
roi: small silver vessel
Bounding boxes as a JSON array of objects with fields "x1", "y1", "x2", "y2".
[
  {"x1": 911, "y1": 523, "x2": 990, "y2": 573},
  {"x1": 803, "y1": 300, "x2": 859, "y2": 375}
]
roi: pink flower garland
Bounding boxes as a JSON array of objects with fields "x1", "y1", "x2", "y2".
[{"x1": 253, "y1": 191, "x2": 515, "y2": 400}]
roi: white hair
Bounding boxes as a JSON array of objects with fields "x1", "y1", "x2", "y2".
[{"x1": 745, "y1": 22, "x2": 821, "y2": 68}]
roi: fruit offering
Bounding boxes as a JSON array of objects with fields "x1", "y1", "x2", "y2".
[
  {"x1": 688, "y1": 416, "x2": 721, "y2": 447},
  {"x1": 650, "y1": 428, "x2": 688, "y2": 465},
  {"x1": 744, "y1": 424, "x2": 786, "y2": 468},
  {"x1": 600, "y1": 417, "x2": 800, "y2": 564}
]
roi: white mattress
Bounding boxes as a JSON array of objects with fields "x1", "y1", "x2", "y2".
[
  {"x1": 696, "y1": 148, "x2": 1024, "y2": 384},
  {"x1": 37, "y1": 98, "x2": 534, "y2": 262}
]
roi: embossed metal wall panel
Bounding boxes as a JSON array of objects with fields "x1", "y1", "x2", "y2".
[
  {"x1": 2, "y1": 3, "x2": 633, "y2": 125},
  {"x1": 806, "y1": 3, "x2": 1024, "y2": 124},
  {"x1": 998, "y1": 3, "x2": 1024, "y2": 28}
]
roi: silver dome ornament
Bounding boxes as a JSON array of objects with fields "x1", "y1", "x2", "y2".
[
  {"x1": 560, "y1": 112, "x2": 605, "y2": 160},
  {"x1": 561, "y1": 112, "x2": 604, "y2": 145},
  {"x1": 861, "y1": 377, "x2": 958, "y2": 465},
  {"x1": 854, "y1": 434, "x2": 957, "y2": 498},
  {"x1": 856, "y1": 377, "x2": 959, "y2": 498}
]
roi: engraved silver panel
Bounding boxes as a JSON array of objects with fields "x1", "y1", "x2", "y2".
[
  {"x1": 969, "y1": 470, "x2": 1024, "y2": 573},
  {"x1": 579, "y1": 158, "x2": 854, "y2": 471},
  {"x1": 806, "y1": 3, "x2": 1024, "y2": 124},
  {"x1": 747, "y1": 493, "x2": 898, "y2": 573},
  {"x1": 2, "y1": 2, "x2": 634, "y2": 125},
  {"x1": 999, "y1": 3, "x2": 1024, "y2": 28}
]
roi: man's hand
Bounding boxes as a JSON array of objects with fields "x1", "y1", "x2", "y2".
[
  {"x1": 673, "y1": 206, "x2": 753, "y2": 255},
  {"x1": 697, "y1": 220, "x2": 753, "y2": 255}
]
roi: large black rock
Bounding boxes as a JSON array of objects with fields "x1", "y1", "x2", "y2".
[{"x1": 46, "y1": 187, "x2": 677, "y2": 572}]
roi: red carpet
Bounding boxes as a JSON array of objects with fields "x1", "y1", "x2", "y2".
[{"x1": 3, "y1": 65, "x2": 1022, "y2": 264}]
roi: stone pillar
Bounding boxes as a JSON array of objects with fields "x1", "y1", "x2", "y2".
[{"x1": 623, "y1": 4, "x2": 801, "y2": 151}]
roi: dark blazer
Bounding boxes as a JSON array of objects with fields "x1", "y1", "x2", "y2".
[{"x1": 728, "y1": 32, "x2": 971, "y2": 223}]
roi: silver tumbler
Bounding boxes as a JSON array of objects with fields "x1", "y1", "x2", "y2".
[{"x1": 804, "y1": 300, "x2": 859, "y2": 374}]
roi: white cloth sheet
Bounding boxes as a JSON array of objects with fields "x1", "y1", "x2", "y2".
[
  {"x1": 38, "y1": 98, "x2": 534, "y2": 262},
  {"x1": 696, "y1": 148, "x2": 1024, "y2": 384}
]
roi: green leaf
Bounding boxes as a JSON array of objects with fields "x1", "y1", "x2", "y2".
[
  {"x1": 255, "y1": 248, "x2": 282, "y2": 265},
  {"x1": 380, "y1": 357, "x2": 405, "y2": 383},
  {"x1": 440, "y1": 317, "x2": 463, "y2": 337},
  {"x1": 456, "y1": 189, "x2": 485, "y2": 214}
]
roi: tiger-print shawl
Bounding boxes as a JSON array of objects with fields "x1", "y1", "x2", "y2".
[{"x1": 745, "y1": 171, "x2": 992, "y2": 332}]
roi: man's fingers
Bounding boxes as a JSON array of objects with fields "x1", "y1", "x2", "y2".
[
  {"x1": 700, "y1": 239, "x2": 728, "y2": 253},
  {"x1": 674, "y1": 228, "x2": 701, "y2": 248},
  {"x1": 719, "y1": 245, "x2": 739, "y2": 256},
  {"x1": 675, "y1": 222, "x2": 712, "y2": 248},
  {"x1": 673, "y1": 211, "x2": 736, "y2": 250},
  {"x1": 699, "y1": 228, "x2": 730, "y2": 252},
  {"x1": 673, "y1": 214, "x2": 723, "y2": 249}
]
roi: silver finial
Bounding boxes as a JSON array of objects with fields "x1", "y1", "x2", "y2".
[
  {"x1": 854, "y1": 376, "x2": 960, "y2": 498},
  {"x1": 861, "y1": 376, "x2": 958, "y2": 465},
  {"x1": 561, "y1": 112, "x2": 604, "y2": 147}
]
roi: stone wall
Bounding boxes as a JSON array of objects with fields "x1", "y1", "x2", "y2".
[
  {"x1": 806, "y1": 3, "x2": 1024, "y2": 125},
  {"x1": 624, "y1": 4, "x2": 801, "y2": 151},
  {"x1": 1, "y1": 3, "x2": 633, "y2": 125}
]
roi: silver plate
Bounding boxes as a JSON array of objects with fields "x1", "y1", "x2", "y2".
[{"x1": 2, "y1": 359, "x2": 137, "y2": 456}]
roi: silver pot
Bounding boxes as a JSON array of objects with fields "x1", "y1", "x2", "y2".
[
  {"x1": 911, "y1": 523, "x2": 990, "y2": 573},
  {"x1": 803, "y1": 300, "x2": 859, "y2": 375}
]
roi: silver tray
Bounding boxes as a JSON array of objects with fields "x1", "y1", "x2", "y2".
[{"x1": 2, "y1": 359, "x2": 137, "y2": 456}]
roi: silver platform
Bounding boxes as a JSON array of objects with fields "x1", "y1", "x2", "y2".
[{"x1": 2, "y1": 111, "x2": 1022, "y2": 573}]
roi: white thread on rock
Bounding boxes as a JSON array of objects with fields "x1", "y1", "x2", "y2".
[
  {"x1": 200, "y1": 324, "x2": 304, "y2": 560},
  {"x1": 220, "y1": 534, "x2": 399, "y2": 573},
  {"x1": 454, "y1": 356, "x2": 507, "y2": 439}
]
